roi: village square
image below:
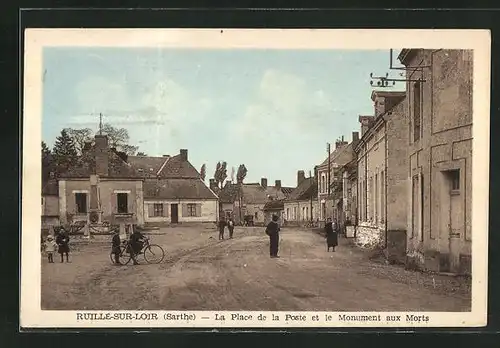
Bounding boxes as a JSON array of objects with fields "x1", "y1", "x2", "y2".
[{"x1": 40, "y1": 48, "x2": 473, "y2": 311}]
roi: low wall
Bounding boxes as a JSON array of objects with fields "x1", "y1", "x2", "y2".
[{"x1": 355, "y1": 224, "x2": 384, "y2": 249}]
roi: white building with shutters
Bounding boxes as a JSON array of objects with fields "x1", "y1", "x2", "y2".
[{"x1": 129, "y1": 149, "x2": 218, "y2": 225}]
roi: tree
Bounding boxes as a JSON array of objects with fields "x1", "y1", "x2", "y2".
[
  {"x1": 213, "y1": 161, "x2": 228, "y2": 188},
  {"x1": 136, "y1": 152, "x2": 147, "y2": 156},
  {"x1": 101, "y1": 123, "x2": 138, "y2": 155},
  {"x1": 52, "y1": 129, "x2": 78, "y2": 174},
  {"x1": 66, "y1": 127, "x2": 93, "y2": 155},
  {"x1": 200, "y1": 164, "x2": 206, "y2": 182},
  {"x1": 41, "y1": 141, "x2": 55, "y2": 182},
  {"x1": 236, "y1": 164, "x2": 248, "y2": 184}
]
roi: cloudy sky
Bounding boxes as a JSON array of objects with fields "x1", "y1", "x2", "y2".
[{"x1": 42, "y1": 48, "x2": 404, "y2": 187}]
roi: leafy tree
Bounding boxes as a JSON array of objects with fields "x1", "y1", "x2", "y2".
[
  {"x1": 213, "y1": 161, "x2": 228, "y2": 189},
  {"x1": 66, "y1": 127, "x2": 93, "y2": 155},
  {"x1": 236, "y1": 164, "x2": 248, "y2": 184},
  {"x1": 52, "y1": 129, "x2": 78, "y2": 174},
  {"x1": 101, "y1": 123, "x2": 138, "y2": 155},
  {"x1": 136, "y1": 152, "x2": 147, "y2": 156},
  {"x1": 41, "y1": 141, "x2": 55, "y2": 181},
  {"x1": 200, "y1": 164, "x2": 206, "y2": 182}
]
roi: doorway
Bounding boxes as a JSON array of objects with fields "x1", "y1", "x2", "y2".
[
  {"x1": 443, "y1": 169, "x2": 462, "y2": 272},
  {"x1": 171, "y1": 204, "x2": 179, "y2": 223}
]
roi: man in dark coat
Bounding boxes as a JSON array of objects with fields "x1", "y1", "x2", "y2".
[
  {"x1": 218, "y1": 218, "x2": 226, "y2": 240},
  {"x1": 325, "y1": 217, "x2": 338, "y2": 252},
  {"x1": 266, "y1": 214, "x2": 281, "y2": 258},
  {"x1": 56, "y1": 230, "x2": 70, "y2": 262}
]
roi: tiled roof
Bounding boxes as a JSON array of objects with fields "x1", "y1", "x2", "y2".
[
  {"x1": 144, "y1": 179, "x2": 218, "y2": 200},
  {"x1": 59, "y1": 148, "x2": 142, "y2": 179},
  {"x1": 264, "y1": 199, "x2": 284, "y2": 210},
  {"x1": 319, "y1": 142, "x2": 354, "y2": 168},
  {"x1": 42, "y1": 180, "x2": 58, "y2": 195},
  {"x1": 157, "y1": 155, "x2": 200, "y2": 179},
  {"x1": 127, "y1": 155, "x2": 168, "y2": 177},
  {"x1": 286, "y1": 177, "x2": 317, "y2": 202}
]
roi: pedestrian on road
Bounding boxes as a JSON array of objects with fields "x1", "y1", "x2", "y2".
[
  {"x1": 218, "y1": 217, "x2": 227, "y2": 240},
  {"x1": 56, "y1": 229, "x2": 70, "y2": 263},
  {"x1": 266, "y1": 214, "x2": 281, "y2": 258},
  {"x1": 44, "y1": 235, "x2": 57, "y2": 263},
  {"x1": 111, "y1": 230, "x2": 122, "y2": 265},
  {"x1": 325, "y1": 217, "x2": 338, "y2": 252},
  {"x1": 227, "y1": 218, "x2": 235, "y2": 239}
]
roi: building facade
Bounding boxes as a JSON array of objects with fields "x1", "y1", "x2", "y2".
[
  {"x1": 399, "y1": 49, "x2": 473, "y2": 274},
  {"x1": 354, "y1": 91, "x2": 408, "y2": 263},
  {"x1": 284, "y1": 170, "x2": 319, "y2": 226}
]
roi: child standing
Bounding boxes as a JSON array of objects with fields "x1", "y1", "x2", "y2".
[
  {"x1": 44, "y1": 235, "x2": 57, "y2": 263},
  {"x1": 111, "y1": 230, "x2": 122, "y2": 265}
]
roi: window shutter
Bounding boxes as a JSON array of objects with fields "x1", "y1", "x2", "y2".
[
  {"x1": 148, "y1": 203, "x2": 154, "y2": 217},
  {"x1": 196, "y1": 203, "x2": 202, "y2": 217},
  {"x1": 163, "y1": 203, "x2": 169, "y2": 217},
  {"x1": 111, "y1": 193, "x2": 117, "y2": 213},
  {"x1": 182, "y1": 203, "x2": 188, "y2": 217}
]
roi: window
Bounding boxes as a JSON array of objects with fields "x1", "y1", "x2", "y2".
[
  {"x1": 187, "y1": 203, "x2": 197, "y2": 217},
  {"x1": 370, "y1": 177, "x2": 375, "y2": 220},
  {"x1": 75, "y1": 193, "x2": 87, "y2": 214},
  {"x1": 286, "y1": 208, "x2": 290, "y2": 220},
  {"x1": 153, "y1": 203, "x2": 164, "y2": 217},
  {"x1": 413, "y1": 82, "x2": 421, "y2": 142},
  {"x1": 306, "y1": 207, "x2": 309, "y2": 220},
  {"x1": 293, "y1": 207, "x2": 297, "y2": 220},
  {"x1": 302, "y1": 207, "x2": 306, "y2": 220},
  {"x1": 449, "y1": 170, "x2": 460, "y2": 191},
  {"x1": 255, "y1": 212, "x2": 258, "y2": 219},
  {"x1": 311, "y1": 206, "x2": 314, "y2": 220},
  {"x1": 363, "y1": 180, "x2": 367, "y2": 221},
  {"x1": 117, "y1": 193, "x2": 128, "y2": 214}
]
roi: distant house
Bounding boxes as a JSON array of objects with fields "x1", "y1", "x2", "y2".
[
  {"x1": 284, "y1": 170, "x2": 318, "y2": 226},
  {"x1": 57, "y1": 134, "x2": 145, "y2": 229},
  {"x1": 215, "y1": 177, "x2": 294, "y2": 226},
  {"x1": 41, "y1": 178, "x2": 59, "y2": 233},
  {"x1": 135, "y1": 150, "x2": 219, "y2": 225}
]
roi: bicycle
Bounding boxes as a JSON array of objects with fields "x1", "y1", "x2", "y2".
[{"x1": 110, "y1": 236, "x2": 165, "y2": 265}]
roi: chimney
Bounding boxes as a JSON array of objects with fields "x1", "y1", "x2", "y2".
[
  {"x1": 297, "y1": 170, "x2": 306, "y2": 185},
  {"x1": 209, "y1": 178, "x2": 217, "y2": 191},
  {"x1": 352, "y1": 131, "x2": 360, "y2": 143},
  {"x1": 314, "y1": 166, "x2": 318, "y2": 179},
  {"x1": 180, "y1": 149, "x2": 188, "y2": 161},
  {"x1": 261, "y1": 178, "x2": 267, "y2": 188},
  {"x1": 359, "y1": 116, "x2": 374, "y2": 136},
  {"x1": 275, "y1": 180, "x2": 282, "y2": 189},
  {"x1": 94, "y1": 135, "x2": 109, "y2": 176}
]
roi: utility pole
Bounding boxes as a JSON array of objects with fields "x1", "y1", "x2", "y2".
[{"x1": 327, "y1": 142, "x2": 331, "y2": 197}]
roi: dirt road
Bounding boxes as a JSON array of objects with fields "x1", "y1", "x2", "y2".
[{"x1": 41, "y1": 226, "x2": 471, "y2": 311}]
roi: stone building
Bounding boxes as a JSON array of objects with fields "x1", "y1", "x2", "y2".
[
  {"x1": 57, "y1": 135, "x2": 145, "y2": 230},
  {"x1": 338, "y1": 157, "x2": 358, "y2": 237},
  {"x1": 41, "y1": 178, "x2": 59, "y2": 233},
  {"x1": 399, "y1": 49, "x2": 473, "y2": 274},
  {"x1": 317, "y1": 134, "x2": 357, "y2": 225},
  {"x1": 283, "y1": 170, "x2": 319, "y2": 226},
  {"x1": 354, "y1": 91, "x2": 408, "y2": 263},
  {"x1": 139, "y1": 150, "x2": 219, "y2": 225}
]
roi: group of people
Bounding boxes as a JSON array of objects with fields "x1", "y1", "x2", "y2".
[
  {"x1": 42, "y1": 230, "x2": 70, "y2": 263},
  {"x1": 217, "y1": 217, "x2": 235, "y2": 240}
]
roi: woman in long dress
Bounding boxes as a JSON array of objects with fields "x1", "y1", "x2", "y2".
[{"x1": 325, "y1": 218, "x2": 338, "y2": 252}]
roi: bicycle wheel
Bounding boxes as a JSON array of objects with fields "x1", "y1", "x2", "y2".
[
  {"x1": 117, "y1": 245, "x2": 132, "y2": 265},
  {"x1": 143, "y1": 244, "x2": 165, "y2": 264}
]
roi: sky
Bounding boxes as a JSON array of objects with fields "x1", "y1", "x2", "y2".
[{"x1": 42, "y1": 48, "x2": 405, "y2": 187}]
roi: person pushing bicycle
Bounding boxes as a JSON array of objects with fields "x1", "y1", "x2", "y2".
[{"x1": 129, "y1": 224, "x2": 146, "y2": 265}]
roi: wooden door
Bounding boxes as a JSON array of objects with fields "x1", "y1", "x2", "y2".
[{"x1": 171, "y1": 204, "x2": 179, "y2": 224}]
